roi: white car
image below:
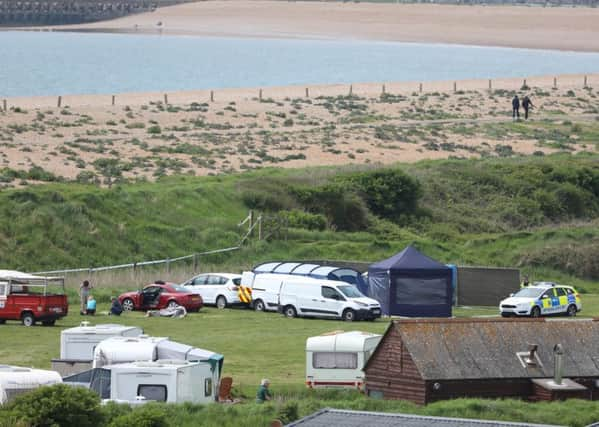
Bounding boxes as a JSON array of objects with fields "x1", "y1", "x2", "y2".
[
  {"x1": 499, "y1": 282, "x2": 582, "y2": 318},
  {"x1": 181, "y1": 273, "x2": 242, "y2": 309}
]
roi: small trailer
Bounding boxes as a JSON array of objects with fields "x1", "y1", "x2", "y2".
[
  {"x1": 64, "y1": 360, "x2": 216, "y2": 404},
  {"x1": 52, "y1": 322, "x2": 144, "y2": 377},
  {"x1": 0, "y1": 365, "x2": 62, "y2": 404},
  {"x1": 306, "y1": 331, "x2": 382, "y2": 390},
  {"x1": 92, "y1": 335, "x2": 223, "y2": 399}
]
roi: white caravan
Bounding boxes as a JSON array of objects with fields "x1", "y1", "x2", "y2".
[
  {"x1": 0, "y1": 365, "x2": 62, "y2": 404},
  {"x1": 52, "y1": 322, "x2": 144, "y2": 376},
  {"x1": 92, "y1": 335, "x2": 223, "y2": 397},
  {"x1": 108, "y1": 360, "x2": 214, "y2": 404},
  {"x1": 279, "y1": 279, "x2": 381, "y2": 321},
  {"x1": 305, "y1": 331, "x2": 382, "y2": 390}
]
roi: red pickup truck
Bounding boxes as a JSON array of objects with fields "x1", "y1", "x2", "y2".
[{"x1": 0, "y1": 270, "x2": 68, "y2": 326}]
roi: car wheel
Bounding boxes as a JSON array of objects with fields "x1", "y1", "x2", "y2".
[
  {"x1": 566, "y1": 304, "x2": 577, "y2": 317},
  {"x1": 122, "y1": 298, "x2": 134, "y2": 311},
  {"x1": 22, "y1": 313, "x2": 35, "y2": 327},
  {"x1": 167, "y1": 300, "x2": 179, "y2": 309},
  {"x1": 216, "y1": 296, "x2": 227, "y2": 310},
  {"x1": 42, "y1": 320, "x2": 56, "y2": 326},
  {"x1": 343, "y1": 309, "x2": 356, "y2": 322},
  {"x1": 530, "y1": 306, "x2": 541, "y2": 318},
  {"x1": 254, "y1": 299, "x2": 265, "y2": 312},
  {"x1": 284, "y1": 305, "x2": 297, "y2": 318}
]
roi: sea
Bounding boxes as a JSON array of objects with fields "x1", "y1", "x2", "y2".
[{"x1": 1, "y1": 30, "x2": 599, "y2": 97}]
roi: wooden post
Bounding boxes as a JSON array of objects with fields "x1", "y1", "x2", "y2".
[
  {"x1": 57, "y1": 96, "x2": 62, "y2": 108},
  {"x1": 453, "y1": 82, "x2": 457, "y2": 93},
  {"x1": 488, "y1": 79, "x2": 492, "y2": 91},
  {"x1": 259, "y1": 89, "x2": 262, "y2": 101},
  {"x1": 419, "y1": 83, "x2": 423, "y2": 94},
  {"x1": 258, "y1": 215, "x2": 262, "y2": 241},
  {"x1": 584, "y1": 75, "x2": 588, "y2": 88},
  {"x1": 210, "y1": 90, "x2": 214, "y2": 102},
  {"x1": 2, "y1": 99, "x2": 6, "y2": 112},
  {"x1": 193, "y1": 253, "x2": 198, "y2": 272},
  {"x1": 382, "y1": 84, "x2": 386, "y2": 94},
  {"x1": 523, "y1": 79, "x2": 527, "y2": 88},
  {"x1": 111, "y1": 95, "x2": 115, "y2": 106},
  {"x1": 349, "y1": 85, "x2": 353, "y2": 96},
  {"x1": 164, "y1": 93, "x2": 168, "y2": 105},
  {"x1": 305, "y1": 87, "x2": 309, "y2": 98},
  {"x1": 553, "y1": 77, "x2": 557, "y2": 89},
  {"x1": 248, "y1": 210, "x2": 254, "y2": 236}
]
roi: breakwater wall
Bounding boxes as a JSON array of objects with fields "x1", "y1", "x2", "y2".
[{"x1": 0, "y1": 0, "x2": 187, "y2": 26}]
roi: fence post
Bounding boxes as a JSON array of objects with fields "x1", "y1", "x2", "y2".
[
  {"x1": 111, "y1": 95, "x2": 115, "y2": 106},
  {"x1": 488, "y1": 79, "x2": 492, "y2": 91},
  {"x1": 305, "y1": 87, "x2": 309, "y2": 98},
  {"x1": 553, "y1": 77, "x2": 557, "y2": 89},
  {"x1": 258, "y1": 215, "x2": 262, "y2": 241},
  {"x1": 382, "y1": 84, "x2": 386, "y2": 95},
  {"x1": 349, "y1": 85, "x2": 353, "y2": 96},
  {"x1": 259, "y1": 89, "x2": 262, "y2": 101},
  {"x1": 2, "y1": 99, "x2": 6, "y2": 112},
  {"x1": 249, "y1": 210, "x2": 254, "y2": 237},
  {"x1": 193, "y1": 253, "x2": 198, "y2": 272},
  {"x1": 210, "y1": 91, "x2": 214, "y2": 102},
  {"x1": 453, "y1": 82, "x2": 457, "y2": 93},
  {"x1": 584, "y1": 75, "x2": 588, "y2": 88},
  {"x1": 164, "y1": 93, "x2": 168, "y2": 105},
  {"x1": 166, "y1": 258, "x2": 170, "y2": 273},
  {"x1": 57, "y1": 96, "x2": 62, "y2": 108},
  {"x1": 419, "y1": 83, "x2": 423, "y2": 94}
]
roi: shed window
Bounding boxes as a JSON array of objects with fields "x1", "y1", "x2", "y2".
[
  {"x1": 137, "y1": 384, "x2": 167, "y2": 402},
  {"x1": 313, "y1": 352, "x2": 357, "y2": 369},
  {"x1": 205, "y1": 378, "x2": 212, "y2": 397}
]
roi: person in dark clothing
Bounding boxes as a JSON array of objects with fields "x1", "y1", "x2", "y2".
[
  {"x1": 512, "y1": 95, "x2": 520, "y2": 120},
  {"x1": 109, "y1": 297, "x2": 123, "y2": 316},
  {"x1": 522, "y1": 96, "x2": 534, "y2": 120}
]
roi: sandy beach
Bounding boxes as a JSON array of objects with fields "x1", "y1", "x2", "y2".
[
  {"x1": 1, "y1": 74, "x2": 597, "y2": 185},
  {"x1": 44, "y1": 1, "x2": 599, "y2": 52}
]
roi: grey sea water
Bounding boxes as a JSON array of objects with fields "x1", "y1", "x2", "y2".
[{"x1": 1, "y1": 30, "x2": 599, "y2": 97}]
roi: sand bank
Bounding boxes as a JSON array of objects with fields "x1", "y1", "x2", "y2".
[{"x1": 38, "y1": 1, "x2": 599, "y2": 52}]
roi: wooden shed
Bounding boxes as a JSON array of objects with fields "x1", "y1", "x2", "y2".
[{"x1": 364, "y1": 318, "x2": 599, "y2": 405}]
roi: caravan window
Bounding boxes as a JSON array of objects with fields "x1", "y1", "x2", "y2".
[
  {"x1": 137, "y1": 384, "x2": 167, "y2": 402},
  {"x1": 205, "y1": 378, "x2": 212, "y2": 397},
  {"x1": 313, "y1": 352, "x2": 358, "y2": 369}
]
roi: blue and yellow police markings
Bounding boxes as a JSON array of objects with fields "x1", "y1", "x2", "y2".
[{"x1": 238, "y1": 286, "x2": 252, "y2": 304}]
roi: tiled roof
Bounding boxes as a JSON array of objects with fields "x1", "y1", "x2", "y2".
[
  {"x1": 389, "y1": 318, "x2": 599, "y2": 380},
  {"x1": 286, "y1": 408, "x2": 564, "y2": 427}
]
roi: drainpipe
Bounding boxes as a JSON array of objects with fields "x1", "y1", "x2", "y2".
[{"x1": 554, "y1": 344, "x2": 564, "y2": 385}]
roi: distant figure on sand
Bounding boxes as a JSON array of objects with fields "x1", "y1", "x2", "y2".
[
  {"x1": 512, "y1": 95, "x2": 520, "y2": 120},
  {"x1": 522, "y1": 95, "x2": 534, "y2": 120}
]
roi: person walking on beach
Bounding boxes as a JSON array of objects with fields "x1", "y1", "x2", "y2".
[
  {"x1": 522, "y1": 95, "x2": 534, "y2": 120},
  {"x1": 512, "y1": 95, "x2": 520, "y2": 120},
  {"x1": 79, "y1": 280, "x2": 92, "y2": 315}
]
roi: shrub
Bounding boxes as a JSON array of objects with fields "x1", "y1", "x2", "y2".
[
  {"x1": 5, "y1": 384, "x2": 103, "y2": 427},
  {"x1": 280, "y1": 210, "x2": 327, "y2": 231},
  {"x1": 108, "y1": 404, "x2": 170, "y2": 427},
  {"x1": 147, "y1": 125, "x2": 162, "y2": 134}
]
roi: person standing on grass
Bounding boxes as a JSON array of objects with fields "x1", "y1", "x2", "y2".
[
  {"x1": 522, "y1": 95, "x2": 534, "y2": 120},
  {"x1": 512, "y1": 95, "x2": 520, "y2": 121},
  {"x1": 520, "y1": 275, "x2": 531, "y2": 288},
  {"x1": 79, "y1": 280, "x2": 92, "y2": 315},
  {"x1": 256, "y1": 378, "x2": 272, "y2": 403}
]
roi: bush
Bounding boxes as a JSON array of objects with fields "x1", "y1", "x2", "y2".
[
  {"x1": 147, "y1": 125, "x2": 162, "y2": 134},
  {"x1": 280, "y1": 210, "x2": 327, "y2": 231},
  {"x1": 108, "y1": 404, "x2": 170, "y2": 427},
  {"x1": 5, "y1": 384, "x2": 103, "y2": 427}
]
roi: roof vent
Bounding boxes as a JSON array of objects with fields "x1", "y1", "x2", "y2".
[
  {"x1": 517, "y1": 343, "x2": 543, "y2": 369},
  {"x1": 525, "y1": 344, "x2": 538, "y2": 365},
  {"x1": 553, "y1": 344, "x2": 564, "y2": 385}
]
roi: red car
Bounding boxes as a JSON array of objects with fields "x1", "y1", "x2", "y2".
[{"x1": 119, "y1": 281, "x2": 203, "y2": 312}]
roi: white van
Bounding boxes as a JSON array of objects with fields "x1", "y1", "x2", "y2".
[
  {"x1": 306, "y1": 331, "x2": 382, "y2": 390},
  {"x1": 241, "y1": 272, "x2": 291, "y2": 312},
  {"x1": 279, "y1": 279, "x2": 381, "y2": 321}
]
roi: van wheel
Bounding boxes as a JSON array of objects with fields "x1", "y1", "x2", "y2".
[
  {"x1": 216, "y1": 296, "x2": 227, "y2": 309},
  {"x1": 566, "y1": 304, "x2": 577, "y2": 317},
  {"x1": 254, "y1": 299, "x2": 265, "y2": 312},
  {"x1": 342, "y1": 309, "x2": 356, "y2": 322},
  {"x1": 122, "y1": 298, "x2": 134, "y2": 311},
  {"x1": 530, "y1": 306, "x2": 541, "y2": 318},
  {"x1": 22, "y1": 313, "x2": 35, "y2": 327},
  {"x1": 284, "y1": 305, "x2": 297, "y2": 318},
  {"x1": 42, "y1": 320, "x2": 56, "y2": 326}
]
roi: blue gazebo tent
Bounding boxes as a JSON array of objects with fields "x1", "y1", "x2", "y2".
[{"x1": 367, "y1": 246, "x2": 453, "y2": 317}]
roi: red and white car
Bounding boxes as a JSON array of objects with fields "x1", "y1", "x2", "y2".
[
  {"x1": 118, "y1": 281, "x2": 203, "y2": 312},
  {"x1": 0, "y1": 270, "x2": 68, "y2": 326}
]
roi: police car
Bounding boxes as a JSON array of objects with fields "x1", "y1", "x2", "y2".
[{"x1": 499, "y1": 282, "x2": 582, "y2": 318}]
